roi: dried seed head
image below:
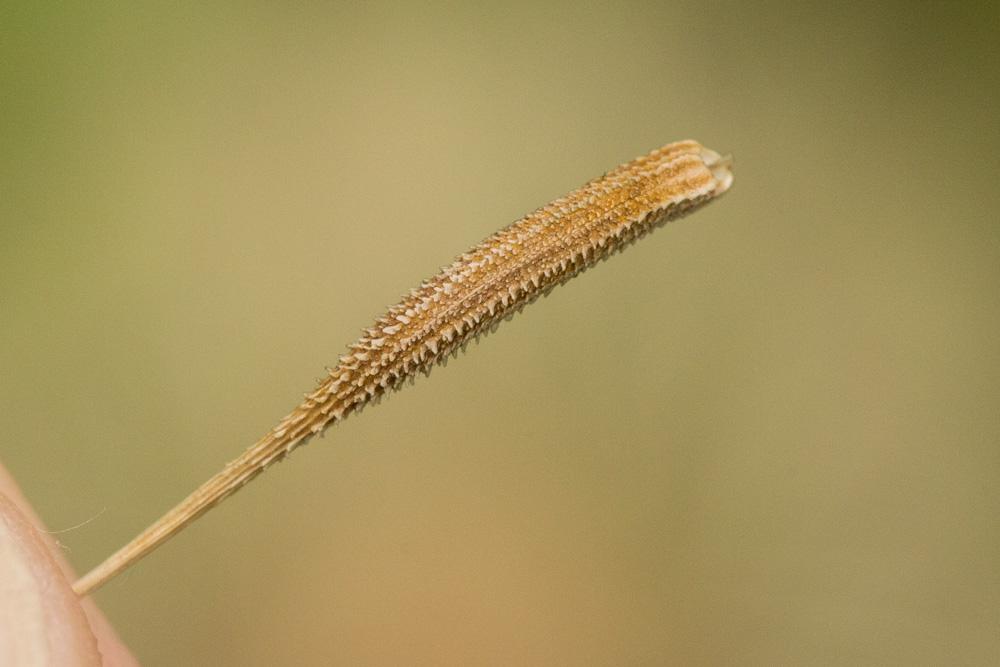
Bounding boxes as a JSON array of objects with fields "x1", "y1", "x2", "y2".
[{"x1": 73, "y1": 139, "x2": 732, "y2": 596}]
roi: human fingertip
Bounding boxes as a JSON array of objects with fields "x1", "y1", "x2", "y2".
[{"x1": 0, "y1": 492, "x2": 102, "y2": 666}]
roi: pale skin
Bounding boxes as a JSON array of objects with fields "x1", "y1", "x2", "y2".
[{"x1": 0, "y1": 461, "x2": 138, "y2": 666}]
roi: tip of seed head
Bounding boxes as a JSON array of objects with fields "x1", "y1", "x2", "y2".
[{"x1": 699, "y1": 147, "x2": 734, "y2": 196}]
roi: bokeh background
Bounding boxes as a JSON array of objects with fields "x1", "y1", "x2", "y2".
[{"x1": 2, "y1": 2, "x2": 998, "y2": 665}]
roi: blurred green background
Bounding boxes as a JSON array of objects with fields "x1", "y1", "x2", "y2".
[{"x1": 2, "y1": 2, "x2": 998, "y2": 665}]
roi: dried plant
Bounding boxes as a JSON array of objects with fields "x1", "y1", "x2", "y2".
[{"x1": 74, "y1": 140, "x2": 733, "y2": 595}]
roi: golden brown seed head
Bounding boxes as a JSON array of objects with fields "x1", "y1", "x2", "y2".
[{"x1": 73, "y1": 139, "x2": 733, "y2": 596}]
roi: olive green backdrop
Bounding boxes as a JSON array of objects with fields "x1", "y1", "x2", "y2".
[{"x1": 2, "y1": 2, "x2": 998, "y2": 665}]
